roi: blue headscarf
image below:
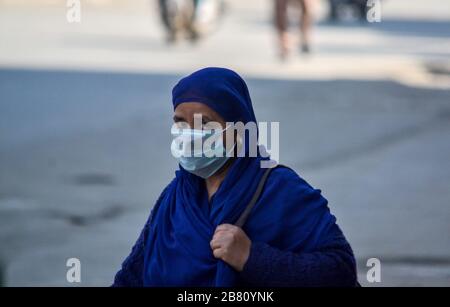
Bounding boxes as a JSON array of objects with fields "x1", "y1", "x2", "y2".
[{"x1": 143, "y1": 67, "x2": 336, "y2": 286}]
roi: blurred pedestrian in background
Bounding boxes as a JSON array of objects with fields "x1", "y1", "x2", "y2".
[
  {"x1": 328, "y1": 0, "x2": 369, "y2": 22},
  {"x1": 274, "y1": 0, "x2": 315, "y2": 59},
  {"x1": 158, "y1": 0, "x2": 198, "y2": 42},
  {"x1": 158, "y1": 0, "x2": 225, "y2": 43}
]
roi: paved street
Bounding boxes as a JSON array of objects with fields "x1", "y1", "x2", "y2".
[{"x1": 0, "y1": 0, "x2": 449, "y2": 286}]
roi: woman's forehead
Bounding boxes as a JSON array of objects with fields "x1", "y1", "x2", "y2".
[{"x1": 174, "y1": 102, "x2": 223, "y2": 121}]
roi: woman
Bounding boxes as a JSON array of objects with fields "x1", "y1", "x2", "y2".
[{"x1": 113, "y1": 67, "x2": 357, "y2": 287}]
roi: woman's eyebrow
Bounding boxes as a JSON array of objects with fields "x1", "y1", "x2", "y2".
[
  {"x1": 201, "y1": 115, "x2": 213, "y2": 122},
  {"x1": 173, "y1": 115, "x2": 184, "y2": 122}
]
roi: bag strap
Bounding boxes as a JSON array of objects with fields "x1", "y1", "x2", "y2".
[{"x1": 234, "y1": 166, "x2": 276, "y2": 228}]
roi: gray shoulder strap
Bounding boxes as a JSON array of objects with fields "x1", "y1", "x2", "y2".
[{"x1": 234, "y1": 166, "x2": 276, "y2": 228}]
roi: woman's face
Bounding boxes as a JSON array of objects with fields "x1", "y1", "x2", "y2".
[{"x1": 173, "y1": 102, "x2": 237, "y2": 152}]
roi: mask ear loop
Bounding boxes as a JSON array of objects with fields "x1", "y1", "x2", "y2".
[
  {"x1": 223, "y1": 124, "x2": 240, "y2": 158},
  {"x1": 197, "y1": 124, "x2": 232, "y2": 158},
  {"x1": 223, "y1": 123, "x2": 246, "y2": 157}
]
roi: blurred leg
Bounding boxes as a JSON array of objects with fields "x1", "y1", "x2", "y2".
[
  {"x1": 274, "y1": 0, "x2": 290, "y2": 59},
  {"x1": 328, "y1": 0, "x2": 338, "y2": 21},
  {"x1": 187, "y1": 0, "x2": 200, "y2": 42},
  {"x1": 159, "y1": 0, "x2": 175, "y2": 42},
  {"x1": 299, "y1": 0, "x2": 313, "y2": 53}
]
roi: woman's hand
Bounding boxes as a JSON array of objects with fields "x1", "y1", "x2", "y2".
[{"x1": 210, "y1": 224, "x2": 251, "y2": 272}]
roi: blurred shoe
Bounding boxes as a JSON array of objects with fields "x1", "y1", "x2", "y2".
[{"x1": 301, "y1": 43, "x2": 311, "y2": 54}]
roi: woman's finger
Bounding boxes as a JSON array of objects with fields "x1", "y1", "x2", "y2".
[
  {"x1": 212, "y1": 229, "x2": 235, "y2": 244},
  {"x1": 212, "y1": 247, "x2": 225, "y2": 259},
  {"x1": 210, "y1": 238, "x2": 222, "y2": 250},
  {"x1": 214, "y1": 223, "x2": 235, "y2": 234},
  {"x1": 212, "y1": 228, "x2": 228, "y2": 239},
  {"x1": 210, "y1": 232, "x2": 233, "y2": 249}
]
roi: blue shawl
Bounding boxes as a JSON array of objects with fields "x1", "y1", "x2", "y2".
[{"x1": 143, "y1": 67, "x2": 336, "y2": 286}]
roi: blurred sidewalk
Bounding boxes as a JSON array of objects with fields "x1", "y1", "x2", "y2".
[{"x1": 0, "y1": 0, "x2": 449, "y2": 87}]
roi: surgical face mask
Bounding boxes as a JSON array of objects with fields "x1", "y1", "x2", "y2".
[{"x1": 171, "y1": 126, "x2": 236, "y2": 179}]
